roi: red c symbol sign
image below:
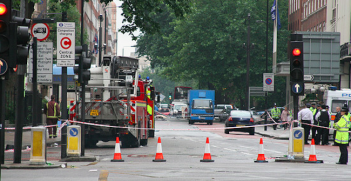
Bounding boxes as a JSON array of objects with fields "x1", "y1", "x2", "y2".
[{"x1": 60, "y1": 37, "x2": 72, "y2": 49}]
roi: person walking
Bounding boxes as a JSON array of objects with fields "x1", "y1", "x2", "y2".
[
  {"x1": 271, "y1": 103, "x2": 281, "y2": 130},
  {"x1": 281, "y1": 107, "x2": 290, "y2": 130},
  {"x1": 298, "y1": 104, "x2": 313, "y2": 145},
  {"x1": 334, "y1": 107, "x2": 350, "y2": 164},
  {"x1": 43, "y1": 95, "x2": 60, "y2": 138},
  {"x1": 333, "y1": 107, "x2": 342, "y2": 146},
  {"x1": 315, "y1": 105, "x2": 331, "y2": 145}
]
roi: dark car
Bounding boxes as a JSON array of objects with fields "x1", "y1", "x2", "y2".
[{"x1": 224, "y1": 110, "x2": 255, "y2": 135}]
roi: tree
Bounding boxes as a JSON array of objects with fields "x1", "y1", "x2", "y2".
[{"x1": 136, "y1": 0, "x2": 290, "y2": 109}]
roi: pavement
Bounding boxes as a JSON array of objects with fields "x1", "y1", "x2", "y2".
[{"x1": 1, "y1": 122, "x2": 293, "y2": 169}]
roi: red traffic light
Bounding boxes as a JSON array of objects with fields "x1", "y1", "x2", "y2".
[
  {"x1": 0, "y1": 3, "x2": 7, "y2": 16},
  {"x1": 292, "y1": 48, "x2": 301, "y2": 56}
]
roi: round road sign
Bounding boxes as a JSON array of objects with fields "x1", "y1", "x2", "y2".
[
  {"x1": 31, "y1": 23, "x2": 50, "y2": 41},
  {"x1": 294, "y1": 130, "x2": 303, "y2": 139},
  {"x1": 0, "y1": 58, "x2": 8, "y2": 76},
  {"x1": 69, "y1": 128, "x2": 78, "y2": 137},
  {"x1": 60, "y1": 37, "x2": 72, "y2": 49},
  {"x1": 265, "y1": 78, "x2": 273, "y2": 85}
]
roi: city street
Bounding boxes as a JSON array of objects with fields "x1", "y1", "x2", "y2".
[{"x1": 2, "y1": 117, "x2": 351, "y2": 180}]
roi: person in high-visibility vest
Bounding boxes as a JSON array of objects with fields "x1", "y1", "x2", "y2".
[
  {"x1": 334, "y1": 107, "x2": 350, "y2": 164},
  {"x1": 43, "y1": 95, "x2": 60, "y2": 138},
  {"x1": 271, "y1": 103, "x2": 281, "y2": 130}
]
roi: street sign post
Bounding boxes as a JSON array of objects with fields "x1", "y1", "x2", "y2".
[
  {"x1": 263, "y1": 73, "x2": 274, "y2": 91},
  {"x1": 304, "y1": 75, "x2": 314, "y2": 81},
  {"x1": 30, "y1": 23, "x2": 50, "y2": 41},
  {"x1": 27, "y1": 42, "x2": 53, "y2": 83},
  {"x1": 57, "y1": 22, "x2": 75, "y2": 67}
]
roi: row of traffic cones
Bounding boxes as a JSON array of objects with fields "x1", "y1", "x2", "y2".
[{"x1": 110, "y1": 137, "x2": 322, "y2": 163}]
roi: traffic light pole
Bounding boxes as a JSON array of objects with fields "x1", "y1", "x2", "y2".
[
  {"x1": 61, "y1": 12, "x2": 68, "y2": 159},
  {"x1": 32, "y1": 37, "x2": 38, "y2": 126},
  {"x1": 80, "y1": 0, "x2": 85, "y2": 157},
  {"x1": 0, "y1": 77, "x2": 5, "y2": 165}
]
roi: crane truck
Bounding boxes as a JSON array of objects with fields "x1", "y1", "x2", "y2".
[{"x1": 75, "y1": 56, "x2": 155, "y2": 148}]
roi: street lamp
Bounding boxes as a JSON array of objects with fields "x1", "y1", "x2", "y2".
[
  {"x1": 98, "y1": 14, "x2": 103, "y2": 66},
  {"x1": 245, "y1": 13, "x2": 251, "y2": 111}
]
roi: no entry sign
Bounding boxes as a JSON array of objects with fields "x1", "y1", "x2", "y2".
[{"x1": 56, "y1": 22, "x2": 75, "y2": 67}]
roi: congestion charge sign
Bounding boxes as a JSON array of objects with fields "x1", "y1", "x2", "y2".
[{"x1": 56, "y1": 22, "x2": 75, "y2": 67}]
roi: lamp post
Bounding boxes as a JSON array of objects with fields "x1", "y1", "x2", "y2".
[
  {"x1": 99, "y1": 14, "x2": 103, "y2": 66},
  {"x1": 245, "y1": 13, "x2": 251, "y2": 111}
]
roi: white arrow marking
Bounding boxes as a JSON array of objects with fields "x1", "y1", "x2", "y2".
[{"x1": 294, "y1": 84, "x2": 300, "y2": 92}]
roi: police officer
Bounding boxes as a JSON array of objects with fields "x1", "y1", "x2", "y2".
[
  {"x1": 298, "y1": 103, "x2": 313, "y2": 145},
  {"x1": 311, "y1": 104, "x2": 321, "y2": 144},
  {"x1": 310, "y1": 102, "x2": 316, "y2": 112},
  {"x1": 315, "y1": 105, "x2": 331, "y2": 145},
  {"x1": 271, "y1": 103, "x2": 281, "y2": 130},
  {"x1": 334, "y1": 107, "x2": 350, "y2": 164},
  {"x1": 333, "y1": 107, "x2": 342, "y2": 146}
]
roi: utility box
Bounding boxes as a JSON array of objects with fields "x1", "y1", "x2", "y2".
[
  {"x1": 67, "y1": 125, "x2": 81, "y2": 157},
  {"x1": 291, "y1": 127, "x2": 305, "y2": 158},
  {"x1": 29, "y1": 126, "x2": 46, "y2": 165}
]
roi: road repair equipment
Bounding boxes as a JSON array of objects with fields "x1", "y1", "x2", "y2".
[
  {"x1": 305, "y1": 138, "x2": 323, "y2": 163},
  {"x1": 153, "y1": 137, "x2": 166, "y2": 162},
  {"x1": 254, "y1": 138, "x2": 268, "y2": 163},
  {"x1": 200, "y1": 137, "x2": 214, "y2": 162},
  {"x1": 111, "y1": 137, "x2": 124, "y2": 162}
]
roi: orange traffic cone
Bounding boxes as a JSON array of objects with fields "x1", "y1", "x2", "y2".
[
  {"x1": 255, "y1": 138, "x2": 268, "y2": 163},
  {"x1": 111, "y1": 137, "x2": 124, "y2": 162},
  {"x1": 305, "y1": 138, "x2": 323, "y2": 163},
  {"x1": 153, "y1": 137, "x2": 166, "y2": 162},
  {"x1": 200, "y1": 137, "x2": 214, "y2": 162}
]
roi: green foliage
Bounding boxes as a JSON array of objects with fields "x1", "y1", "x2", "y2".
[
  {"x1": 46, "y1": 0, "x2": 89, "y2": 59},
  {"x1": 139, "y1": 67, "x2": 197, "y2": 103},
  {"x1": 136, "y1": 0, "x2": 290, "y2": 109}
]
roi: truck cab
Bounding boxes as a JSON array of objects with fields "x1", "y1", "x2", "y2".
[{"x1": 188, "y1": 90, "x2": 215, "y2": 125}]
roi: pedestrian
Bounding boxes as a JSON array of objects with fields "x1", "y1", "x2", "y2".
[
  {"x1": 43, "y1": 95, "x2": 60, "y2": 138},
  {"x1": 311, "y1": 104, "x2": 321, "y2": 143},
  {"x1": 310, "y1": 102, "x2": 316, "y2": 112},
  {"x1": 334, "y1": 107, "x2": 350, "y2": 164},
  {"x1": 271, "y1": 103, "x2": 281, "y2": 130},
  {"x1": 315, "y1": 105, "x2": 331, "y2": 145},
  {"x1": 281, "y1": 107, "x2": 290, "y2": 130},
  {"x1": 298, "y1": 104, "x2": 313, "y2": 145},
  {"x1": 333, "y1": 107, "x2": 342, "y2": 146}
]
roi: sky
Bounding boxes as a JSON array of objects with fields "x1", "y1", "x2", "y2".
[{"x1": 114, "y1": 0, "x2": 140, "y2": 57}]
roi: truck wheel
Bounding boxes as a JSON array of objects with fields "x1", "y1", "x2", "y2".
[
  {"x1": 225, "y1": 129, "x2": 229, "y2": 134},
  {"x1": 85, "y1": 139, "x2": 98, "y2": 148},
  {"x1": 210, "y1": 121, "x2": 213, "y2": 125},
  {"x1": 189, "y1": 120, "x2": 193, "y2": 124}
]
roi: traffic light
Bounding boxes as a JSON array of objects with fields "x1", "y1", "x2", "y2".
[
  {"x1": 290, "y1": 34, "x2": 304, "y2": 96},
  {"x1": 0, "y1": 1, "x2": 11, "y2": 74},
  {"x1": 74, "y1": 46, "x2": 82, "y2": 83},
  {"x1": 10, "y1": 10, "x2": 31, "y2": 67},
  {"x1": 169, "y1": 92, "x2": 172, "y2": 100},
  {"x1": 74, "y1": 44, "x2": 91, "y2": 84}
]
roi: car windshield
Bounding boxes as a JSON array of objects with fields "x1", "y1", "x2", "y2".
[
  {"x1": 160, "y1": 104, "x2": 168, "y2": 108},
  {"x1": 230, "y1": 111, "x2": 251, "y2": 117},
  {"x1": 216, "y1": 105, "x2": 225, "y2": 109},
  {"x1": 174, "y1": 104, "x2": 186, "y2": 110},
  {"x1": 193, "y1": 99, "x2": 212, "y2": 109}
]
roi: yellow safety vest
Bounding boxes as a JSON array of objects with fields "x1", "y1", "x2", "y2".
[
  {"x1": 334, "y1": 115, "x2": 350, "y2": 144},
  {"x1": 46, "y1": 102, "x2": 58, "y2": 119}
]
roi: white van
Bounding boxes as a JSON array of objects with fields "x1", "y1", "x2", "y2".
[{"x1": 323, "y1": 90, "x2": 351, "y2": 136}]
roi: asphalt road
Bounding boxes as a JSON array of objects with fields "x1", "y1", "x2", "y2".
[{"x1": 2, "y1": 116, "x2": 351, "y2": 181}]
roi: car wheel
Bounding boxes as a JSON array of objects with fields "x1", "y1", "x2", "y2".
[
  {"x1": 249, "y1": 128, "x2": 255, "y2": 135},
  {"x1": 225, "y1": 129, "x2": 229, "y2": 134}
]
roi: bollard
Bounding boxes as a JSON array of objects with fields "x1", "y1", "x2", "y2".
[
  {"x1": 67, "y1": 125, "x2": 81, "y2": 157},
  {"x1": 292, "y1": 127, "x2": 304, "y2": 159},
  {"x1": 29, "y1": 127, "x2": 46, "y2": 165}
]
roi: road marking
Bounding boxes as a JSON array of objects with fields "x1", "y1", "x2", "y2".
[{"x1": 98, "y1": 170, "x2": 109, "y2": 181}]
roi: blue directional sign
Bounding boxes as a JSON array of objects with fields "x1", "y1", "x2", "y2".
[
  {"x1": 294, "y1": 130, "x2": 303, "y2": 139},
  {"x1": 292, "y1": 83, "x2": 303, "y2": 94},
  {"x1": 69, "y1": 128, "x2": 78, "y2": 137},
  {"x1": 0, "y1": 59, "x2": 8, "y2": 76}
]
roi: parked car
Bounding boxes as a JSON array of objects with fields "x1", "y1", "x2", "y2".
[
  {"x1": 250, "y1": 111, "x2": 262, "y2": 124},
  {"x1": 171, "y1": 103, "x2": 187, "y2": 116},
  {"x1": 214, "y1": 104, "x2": 234, "y2": 122},
  {"x1": 159, "y1": 104, "x2": 170, "y2": 113},
  {"x1": 224, "y1": 110, "x2": 255, "y2": 135}
]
